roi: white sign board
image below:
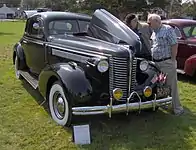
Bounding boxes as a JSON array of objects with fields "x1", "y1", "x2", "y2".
[{"x1": 72, "y1": 124, "x2": 91, "y2": 145}]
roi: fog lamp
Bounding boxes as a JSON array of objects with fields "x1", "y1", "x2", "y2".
[
  {"x1": 113, "y1": 88, "x2": 123, "y2": 100},
  {"x1": 143, "y1": 86, "x2": 152, "y2": 98}
]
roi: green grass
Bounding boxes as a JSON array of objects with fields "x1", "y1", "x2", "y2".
[{"x1": 0, "y1": 21, "x2": 196, "y2": 150}]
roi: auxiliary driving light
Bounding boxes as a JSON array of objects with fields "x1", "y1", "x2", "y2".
[
  {"x1": 113, "y1": 88, "x2": 123, "y2": 100},
  {"x1": 143, "y1": 86, "x2": 152, "y2": 98}
]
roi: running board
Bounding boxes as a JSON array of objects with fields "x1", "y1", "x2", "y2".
[
  {"x1": 177, "y1": 69, "x2": 185, "y2": 74},
  {"x1": 19, "y1": 70, "x2": 38, "y2": 89}
]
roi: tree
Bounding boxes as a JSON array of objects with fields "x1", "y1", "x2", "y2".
[
  {"x1": 182, "y1": 1, "x2": 196, "y2": 18},
  {"x1": 0, "y1": 0, "x2": 21, "y2": 7}
]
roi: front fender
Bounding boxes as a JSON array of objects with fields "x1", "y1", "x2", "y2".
[
  {"x1": 38, "y1": 63, "x2": 93, "y2": 105},
  {"x1": 184, "y1": 55, "x2": 196, "y2": 76}
]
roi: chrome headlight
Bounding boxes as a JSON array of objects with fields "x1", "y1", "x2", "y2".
[
  {"x1": 139, "y1": 60, "x2": 149, "y2": 71},
  {"x1": 97, "y1": 60, "x2": 109, "y2": 73}
]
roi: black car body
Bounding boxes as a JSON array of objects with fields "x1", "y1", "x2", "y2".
[{"x1": 13, "y1": 9, "x2": 172, "y2": 126}]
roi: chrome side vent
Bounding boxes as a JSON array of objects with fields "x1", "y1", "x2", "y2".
[{"x1": 109, "y1": 57, "x2": 129, "y2": 101}]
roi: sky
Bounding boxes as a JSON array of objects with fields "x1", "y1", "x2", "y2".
[{"x1": 182, "y1": 0, "x2": 196, "y2": 4}]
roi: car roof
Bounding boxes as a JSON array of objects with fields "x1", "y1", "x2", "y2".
[
  {"x1": 30, "y1": 11, "x2": 92, "y2": 21},
  {"x1": 162, "y1": 19, "x2": 196, "y2": 26}
]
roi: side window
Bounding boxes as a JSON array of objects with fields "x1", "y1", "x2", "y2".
[
  {"x1": 173, "y1": 26, "x2": 182, "y2": 38},
  {"x1": 183, "y1": 26, "x2": 191, "y2": 37},
  {"x1": 192, "y1": 27, "x2": 196, "y2": 35},
  {"x1": 27, "y1": 16, "x2": 44, "y2": 39},
  {"x1": 78, "y1": 20, "x2": 90, "y2": 32}
]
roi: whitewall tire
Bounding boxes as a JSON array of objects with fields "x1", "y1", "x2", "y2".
[
  {"x1": 49, "y1": 81, "x2": 72, "y2": 126},
  {"x1": 15, "y1": 55, "x2": 22, "y2": 79}
]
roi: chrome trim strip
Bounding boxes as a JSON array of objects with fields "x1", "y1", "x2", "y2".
[
  {"x1": 128, "y1": 51, "x2": 132, "y2": 96},
  {"x1": 52, "y1": 48, "x2": 91, "y2": 63},
  {"x1": 47, "y1": 44, "x2": 111, "y2": 57},
  {"x1": 49, "y1": 45, "x2": 108, "y2": 59},
  {"x1": 188, "y1": 43, "x2": 196, "y2": 47},
  {"x1": 23, "y1": 37, "x2": 44, "y2": 45}
]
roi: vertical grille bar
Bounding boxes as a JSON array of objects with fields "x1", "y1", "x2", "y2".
[
  {"x1": 109, "y1": 57, "x2": 114, "y2": 96},
  {"x1": 130, "y1": 58, "x2": 137, "y2": 92}
]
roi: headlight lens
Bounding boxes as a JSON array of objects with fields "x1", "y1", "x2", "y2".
[
  {"x1": 113, "y1": 88, "x2": 123, "y2": 100},
  {"x1": 97, "y1": 60, "x2": 109, "y2": 73},
  {"x1": 143, "y1": 86, "x2": 152, "y2": 98},
  {"x1": 140, "y1": 60, "x2": 149, "y2": 71}
]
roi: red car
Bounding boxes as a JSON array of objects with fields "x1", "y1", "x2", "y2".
[{"x1": 162, "y1": 19, "x2": 196, "y2": 77}]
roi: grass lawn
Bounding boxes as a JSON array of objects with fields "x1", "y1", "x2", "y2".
[{"x1": 0, "y1": 21, "x2": 196, "y2": 150}]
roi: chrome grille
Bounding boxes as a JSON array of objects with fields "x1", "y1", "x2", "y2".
[{"x1": 109, "y1": 57, "x2": 129, "y2": 101}]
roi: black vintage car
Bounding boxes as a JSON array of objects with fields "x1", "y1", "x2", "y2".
[{"x1": 13, "y1": 9, "x2": 172, "y2": 126}]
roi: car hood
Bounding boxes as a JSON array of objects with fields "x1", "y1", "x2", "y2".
[
  {"x1": 87, "y1": 9, "x2": 142, "y2": 53},
  {"x1": 48, "y1": 34, "x2": 130, "y2": 57}
]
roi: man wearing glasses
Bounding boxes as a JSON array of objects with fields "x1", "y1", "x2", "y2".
[{"x1": 147, "y1": 14, "x2": 184, "y2": 116}]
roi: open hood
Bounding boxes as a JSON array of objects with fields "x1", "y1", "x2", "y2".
[{"x1": 87, "y1": 9, "x2": 142, "y2": 53}]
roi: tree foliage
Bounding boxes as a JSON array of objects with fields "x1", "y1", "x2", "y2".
[{"x1": 6, "y1": 0, "x2": 180, "y2": 19}]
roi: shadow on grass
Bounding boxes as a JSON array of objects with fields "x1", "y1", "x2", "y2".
[
  {"x1": 0, "y1": 32, "x2": 15, "y2": 36},
  {"x1": 21, "y1": 79, "x2": 196, "y2": 150},
  {"x1": 178, "y1": 73, "x2": 196, "y2": 85},
  {"x1": 21, "y1": 79, "x2": 49, "y2": 113}
]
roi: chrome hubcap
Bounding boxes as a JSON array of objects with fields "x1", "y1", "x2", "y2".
[{"x1": 53, "y1": 92, "x2": 65, "y2": 120}]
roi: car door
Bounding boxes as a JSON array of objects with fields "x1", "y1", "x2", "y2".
[
  {"x1": 181, "y1": 26, "x2": 196, "y2": 68},
  {"x1": 22, "y1": 15, "x2": 46, "y2": 75},
  {"x1": 171, "y1": 25, "x2": 189, "y2": 69}
]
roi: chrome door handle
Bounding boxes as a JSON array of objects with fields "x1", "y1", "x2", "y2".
[
  {"x1": 188, "y1": 44, "x2": 196, "y2": 47},
  {"x1": 23, "y1": 40, "x2": 28, "y2": 44}
]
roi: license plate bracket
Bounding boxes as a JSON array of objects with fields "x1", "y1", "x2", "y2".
[{"x1": 157, "y1": 86, "x2": 171, "y2": 98}]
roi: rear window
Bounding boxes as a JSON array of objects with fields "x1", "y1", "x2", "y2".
[
  {"x1": 48, "y1": 19, "x2": 90, "y2": 35},
  {"x1": 49, "y1": 20, "x2": 79, "y2": 35}
]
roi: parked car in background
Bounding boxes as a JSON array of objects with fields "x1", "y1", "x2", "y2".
[
  {"x1": 162, "y1": 19, "x2": 196, "y2": 77},
  {"x1": 13, "y1": 9, "x2": 172, "y2": 127}
]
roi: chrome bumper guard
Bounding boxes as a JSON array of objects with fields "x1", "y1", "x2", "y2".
[{"x1": 72, "y1": 92, "x2": 172, "y2": 117}]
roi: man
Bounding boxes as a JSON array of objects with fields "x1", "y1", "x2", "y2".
[
  {"x1": 138, "y1": 21, "x2": 152, "y2": 56},
  {"x1": 124, "y1": 13, "x2": 152, "y2": 60},
  {"x1": 147, "y1": 14, "x2": 184, "y2": 115}
]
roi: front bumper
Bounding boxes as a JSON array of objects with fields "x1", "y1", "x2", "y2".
[{"x1": 72, "y1": 92, "x2": 172, "y2": 117}]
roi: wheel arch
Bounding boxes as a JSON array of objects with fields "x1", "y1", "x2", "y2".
[
  {"x1": 184, "y1": 55, "x2": 196, "y2": 76},
  {"x1": 13, "y1": 43, "x2": 27, "y2": 69},
  {"x1": 38, "y1": 63, "x2": 93, "y2": 105},
  {"x1": 46, "y1": 75, "x2": 59, "y2": 100}
]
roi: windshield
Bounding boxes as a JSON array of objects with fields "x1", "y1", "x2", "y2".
[
  {"x1": 183, "y1": 25, "x2": 196, "y2": 38},
  {"x1": 48, "y1": 19, "x2": 90, "y2": 35}
]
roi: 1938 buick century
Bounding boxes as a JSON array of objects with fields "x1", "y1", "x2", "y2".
[{"x1": 13, "y1": 9, "x2": 172, "y2": 126}]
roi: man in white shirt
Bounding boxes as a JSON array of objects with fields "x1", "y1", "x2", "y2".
[{"x1": 147, "y1": 14, "x2": 184, "y2": 115}]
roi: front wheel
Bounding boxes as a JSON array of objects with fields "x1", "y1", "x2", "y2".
[{"x1": 49, "y1": 81, "x2": 72, "y2": 127}]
